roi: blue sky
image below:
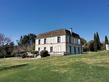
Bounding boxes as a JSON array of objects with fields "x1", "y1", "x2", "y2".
[{"x1": 0, "y1": 0, "x2": 109, "y2": 44}]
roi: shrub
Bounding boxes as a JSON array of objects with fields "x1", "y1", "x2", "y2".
[
  {"x1": 21, "y1": 53, "x2": 28, "y2": 58},
  {"x1": 31, "y1": 51, "x2": 39, "y2": 57},
  {"x1": 40, "y1": 50, "x2": 50, "y2": 57},
  {"x1": 16, "y1": 51, "x2": 27, "y2": 58},
  {"x1": 82, "y1": 46, "x2": 89, "y2": 52},
  {"x1": 0, "y1": 53, "x2": 4, "y2": 58}
]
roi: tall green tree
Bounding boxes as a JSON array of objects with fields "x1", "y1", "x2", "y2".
[
  {"x1": 16, "y1": 33, "x2": 36, "y2": 53},
  {"x1": 87, "y1": 40, "x2": 94, "y2": 51},
  {"x1": 96, "y1": 32, "x2": 101, "y2": 50},
  {"x1": 3, "y1": 42, "x2": 14, "y2": 57},
  {"x1": 94, "y1": 33, "x2": 97, "y2": 52},
  {"x1": 105, "y1": 36, "x2": 108, "y2": 44},
  {"x1": 17, "y1": 33, "x2": 36, "y2": 46}
]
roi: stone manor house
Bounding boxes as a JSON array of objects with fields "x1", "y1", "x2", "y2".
[{"x1": 35, "y1": 28, "x2": 82, "y2": 55}]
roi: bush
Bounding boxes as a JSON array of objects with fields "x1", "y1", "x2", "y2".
[
  {"x1": 0, "y1": 53, "x2": 4, "y2": 58},
  {"x1": 82, "y1": 46, "x2": 89, "y2": 52},
  {"x1": 15, "y1": 51, "x2": 27, "y2": 58},
  {"x1": 31, "y1": 51, "x2": 39, "y2": 57},
  {"x1": 40, "y1": 50, "x2": 50, "y2": 57},
  {"x1": 21, "y1": 53, "x2": 28, "y2": 58}
]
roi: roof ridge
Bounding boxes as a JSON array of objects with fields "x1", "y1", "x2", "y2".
[
  {"x1": 37, "y1": 28, "x2": 80, "y2": 39},
  {"x1": 38, "y1": 28, "x2": 66, "y2": 35}
]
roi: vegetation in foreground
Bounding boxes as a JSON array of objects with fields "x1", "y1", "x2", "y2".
[{"x1": 0, "y1": 51, "x2": 109, "y2": 82}]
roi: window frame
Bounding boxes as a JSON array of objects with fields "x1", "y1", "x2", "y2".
[
  {"x1": 44, "y1": 38, "x2": 46, "y2": 44},
  {"x1": 38, "y1": 39, "x2": 40, "y2": 44},
  {"x1": 57, "y1": 36, "x2": 61, "y2": 43},
  {"x1": 50, "y1": 47, "x2": 53, "y2": 52},
  {"x1": 44, "y1": 47, "x2": 46, "y2": 50}
]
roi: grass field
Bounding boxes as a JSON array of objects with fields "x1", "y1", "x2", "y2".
[{"x1": 0, "y1": 51, "x2": 109, "y2": 82}]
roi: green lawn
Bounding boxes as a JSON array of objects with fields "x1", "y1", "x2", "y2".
[{"x1": 0, "y1": 51, "x2": 109, "y2": 82}]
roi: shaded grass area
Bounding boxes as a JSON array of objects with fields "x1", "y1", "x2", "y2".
[
  {"x1": 0, "y1": 51, "x2": 109, "y2": 82},
  {"x1": 0, "y1": 63, "x2": 28, "y2": 71}
]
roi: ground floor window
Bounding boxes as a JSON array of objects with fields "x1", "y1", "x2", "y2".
[
  {"x1": 69, "y1": 46, "x2": 71, "y2": 54},
  {"x1": 78, "y1": 47, "x2": 80, "y2": 54},
  {"x1": 38, "y1": 47, "x2": 40, "y2": 52},
  {"x1": 50, "y1": 47, "x2": 53, "y2": 52},
  {"x1": 44, "y1": 47, "x2": 46, "y2": 50},
  {"x1": 74, "y1": 47, "x2": 76, "y2": 54}
]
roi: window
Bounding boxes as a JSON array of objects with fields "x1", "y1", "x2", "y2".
[
  {"x1": 69, "y1": 36, "x2": 71, "y2": 43},
  {"x1": 38, "y1": 47, "x2": 40, "y2": 52},
  {"x1": 74, "y1": 47, "x2": 76, "y2": 54},
  {"x1": 67, "y1": 36, "x2": 69, "y2": 42},
  {"x1": 69, "y1": 46, "x2": 71, "y2": 54},
  {"x1": 78, "y1": 39, "x2": 80, "y2": 44},
  {"x1": 74, "y1": 38, "x2": 76, "y2": 44},
  {"x1": 44, "y1": 38, "x2": 46, "y2": 44},
  {"x1": 78, "y1": 47, "x2": 80, "y2": 54},
  {"x1": 38, "y1": 39, "x2": 40, "y2": 44},
  {"x1": 50, "y1": 47, "x2": 53, "y2": 52},
  {"x1": 44, "y1": 47, "x2": 46, "y2": 50},
  {"x1": 57, "y1": 36, "x2": 61, "y2": 43}
]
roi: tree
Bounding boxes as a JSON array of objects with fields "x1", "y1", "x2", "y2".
[
  {"x1": 105, "y1": 36, "x2": 108, "y2": 44},
  {"x1": 87, "y1": 40, "x2": 94, "y2": 51},
  {"x1": 17, "y1": 33, "x2": 36, "y2": 46},
  {"x1": 96, "y1": 32, "x2": 101, "y2": 50},
  {"x1": 15, "y1": 33, "x2": 36, "y2": 54},
  {"x1": 94, "y1": 33, "x2": 97, "y2": 52},
  {"x1": 87, "y1": 40, "x2": 93, "y2": 46},
  {"x1": 3, "y1": 42, "x2": 14, "y2": 57},
  {"x1": 0, "y1": 33, "x2": 14, "y2": 58},
  {"x1": 80, "y1": 38, "x2": 87, "y2": 45},
  {"x1": 0, "y1": 33, "x2": 11, "y2": 46}
]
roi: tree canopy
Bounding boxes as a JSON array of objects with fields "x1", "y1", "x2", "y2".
[
  {"x1": 80, "y1": 38, "x2": 87, "y2": 45},
  {"x1": 105, "y1": 36, "x2": 108, "y2": 44},
  {"x1": 0, "y1": 33, "x2": 14, "y2": 58},
  {"x1": 0, "y1": 33, "x2": 11, "y2": 46},
  {"x1": 17, "y1": 33, "x2": 36, "y2": 46}
]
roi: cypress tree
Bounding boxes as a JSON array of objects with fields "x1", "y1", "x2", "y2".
[
  {"x1": 105, "y1": 36, "x2": 108, "y2": 44},
  {"x1": 94, "y1": 33, "x2": 97, "y2": 52},
  {"x1": 96, "y1": 32, "x2": 101, "y2": 50}
]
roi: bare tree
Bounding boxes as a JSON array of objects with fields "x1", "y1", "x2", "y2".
[{"x1": 0, "y1": 33, "x2": 11, "y2": 46}]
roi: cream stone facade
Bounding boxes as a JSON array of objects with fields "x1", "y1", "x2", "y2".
[
  {"x1": 35, "y1": 28, "x2": 82, "y2": 55},
  {"x1": 106, "y1": 44, "x2": 109, "y2": 50}
]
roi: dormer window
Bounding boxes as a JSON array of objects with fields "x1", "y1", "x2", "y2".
[{"x1": 57, "y1": 36, "x2": 61, "y2": 43}]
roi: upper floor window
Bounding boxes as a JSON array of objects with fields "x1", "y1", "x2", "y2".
[
  {"x1": 44, "y1": 38, "x2": 46, "y2": 44},
  {"x1": 69, "y1": 36, "x2": 71, "y2": 43},
  {"x1": 38, "y1": 39, "x2": 40, "y2": 44},
  {"x1": 67, "y1": 36, "x2": 71, "y2": 43},
  {"x1": 78, "y1": 39, "x2": 80, "y2": 44},
  {"x1": 57, "y1": 36, "x2": 61, "y2": 43},
  {"x1": 67, "y1": 36, "x2": 69, "y2": 42},
  {"x1": 74, "y1": 38, "x2": 76, "y2": 44}
]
